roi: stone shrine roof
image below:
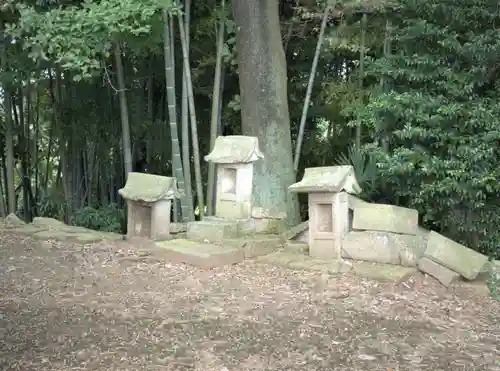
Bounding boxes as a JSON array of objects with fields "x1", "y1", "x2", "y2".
[
  {"x1": 118, "y1": 172, "x2": 181, "y2": 203},
  {"x1": 205, "y1": 135, "x2": 264, "y2": 164},
  {"x1": 288, "y1": 165, "x2": 362, "y2": 194}
]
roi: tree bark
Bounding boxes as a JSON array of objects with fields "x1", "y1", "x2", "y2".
[
  {"x1": 114, "y1": 43, "x2": 134, "y2": 178},
  {"x1": 232, "y1": 0, "x2": 300, "y2": 225},
  {"x1": 1, "y1": 21, "x2": 15, "y2": 214},
  {"x1": 207, "y1": 0, "x2": 226, "y2": 216}
]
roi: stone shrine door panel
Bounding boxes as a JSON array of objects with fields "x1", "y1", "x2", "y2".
[{"x1": 216, "y1": 163, "x2": 253, "y2": 219}]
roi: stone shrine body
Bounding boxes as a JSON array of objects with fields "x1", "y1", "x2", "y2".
[
  {"x1": 119, "y1": 172, "x2": 181, "y2": 241},
  {"x1": 289, "y1": 166, "x2": 361, "y2": 260},
  {"x1": 205, "y1": 135, "x2": 263, "y2": 220},
  {"x1": 186, "y1": 135, "x2": 285, "y2": 243}
]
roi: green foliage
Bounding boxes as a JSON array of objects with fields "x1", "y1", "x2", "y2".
[
  {"x1": 334, "y1": 144, "x2": 379, "y2": 199},
  {"x1": 7, "y1": 0, "x2": 181, "y2": 80},
  {"x1": 37, "y1": 189, "x2": 66, "y2": 220},
  {"x1": 71, "y1": 203, "x2": 125, "y2": 233},
  {"x1": 346, "y1": 0, "x2": 500, "y2": 257}
]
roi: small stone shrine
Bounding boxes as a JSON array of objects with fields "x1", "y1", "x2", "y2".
[
  {"x1": 289, "y1": 166, "x2": 361, "y2": 260},
  {"x1": 119, "y1": 172, "x2": 181, "y2": 241},
  {"x1": 205, "y1": 135, "x2": 264, "y2": 219}
]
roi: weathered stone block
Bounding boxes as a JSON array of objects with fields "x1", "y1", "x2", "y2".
[
  {"x1": 342, "y1": 230, "x2": 427, "y2": 266},
  {"x1": 156, "y1": 239, "x2": 244, "y2": 269},
  {"x1": 5, "y1": 213, "x2": 25, "y2": 227},
  {"x1": 223, "y1": 236, "x2": 281, "y2": 258},
  {"x1": 239, "y1": 217, "x2": 285, "y2": 235},
  {"x1": 424, "y1": 231, "x2": 488, "y2": 280},
  {"x1": 418, "y1": 257, "x2": 460, "y2": 287},
  {"x1": 352, "y1": 204, "x2": 419, "y2": 235},
  {"x1": 187, "y1": 219, "x2": 240, "y2": 242},
  {"x1": 282, "y1": 221, "x2": 309, "y2": 240}
]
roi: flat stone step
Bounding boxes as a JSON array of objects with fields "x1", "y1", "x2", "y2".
[
  {"x1": 187, "y1": 219, "x2": 240, "y2": 242},
  {"x1": 156, "y1": 239, "x2": 244, "y2": 269},
  {"x1": 223, "y1": 236, "x2": 281, "y2": 258}
]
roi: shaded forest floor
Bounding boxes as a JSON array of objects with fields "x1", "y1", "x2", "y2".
[{"x1": 0, "y1": 231, "x2": 499, "y2": 370}]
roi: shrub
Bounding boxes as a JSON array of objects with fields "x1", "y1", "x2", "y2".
[{"x1": 71, "y1": 203, "x2": 125, "y2": 233}]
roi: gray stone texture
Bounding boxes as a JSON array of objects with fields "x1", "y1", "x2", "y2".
[
  {"x1": 187, "y1": 219, "x2": 240, "y2": 242},
  {"x1": 204, "y1": 135, "x2": 263, "y2": 164},
  {"x1": 288, "y1": 165, "x2": 361, "y2": 194},
  {"x1": 223, "y1": 236, "x2": 281, "y2": 258},
  {"x1": 341, "y1": 230, "x2": 427, "y2": 266},
  {"x1": 282, "y1": 221, "x2": 309, "y2": 240},
  {"x1": 424, "y1": 231, "x2": 488, "y2": 280},
  {"x1": 118, "y1": 172, "x2": 180, "y2": 202},
  {"x1": 418, "y1": 257, "x2": 461, "y2": 287},
  {"x1": 352, "y1": 203, "x2": 419, "y2": 235},
  {"x1": 156, "y1": 239, "x2": 244, "y2": 269}
]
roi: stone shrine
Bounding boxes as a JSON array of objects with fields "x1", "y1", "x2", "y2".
[
  {"x1": 289, "y1": 166, "x2": 361, "y2": 260},
  {"x1": 119, "y1": 172, "x2": 181, "y2": 241},
  {"x1": 205, "y1": 135, "x2": 264, "y2": 219}
]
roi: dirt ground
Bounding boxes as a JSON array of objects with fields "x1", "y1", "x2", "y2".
[{"x1": 0, "y1": 231, "x2": 499, "y2": 371}]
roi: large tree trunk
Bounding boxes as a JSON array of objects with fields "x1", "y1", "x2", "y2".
[{"x1": 232, "y1": 0, "x2": 300, "y2": 226}]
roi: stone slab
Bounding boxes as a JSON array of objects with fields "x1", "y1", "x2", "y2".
[
  {"x1": 352, "y1": 204, "x2": 419, "y2": 235},
  {"x1": 342, "y1": 230, "x2": 427, "y2": 266},
  {"x1": 187, "y1": 219, "x2": 240, "y2": 242},
  {"x1": 256, "y1": 252, "x2": 352, "y2": 274},
  {"x1": 282, "y1": 221, "x2": 309, "y2": 240},
  {"x1": 424, "y1": 231, "x2": 488, "y2": 280},
  {"x1": 418, "y1": 257, "x2": 460, "y2": 287},
  {"x1": 223, "y1": 236, "x2": 281, "y2": 258},
  {"x1": 156, "y1": 239, "x2": 244, "y2": 269},
  {"x1": 353, "y1": 262, "x2": 417, "y2": 283},
  {"x1": 283, "y1": 241, "x2": 309, "y2": 255}
]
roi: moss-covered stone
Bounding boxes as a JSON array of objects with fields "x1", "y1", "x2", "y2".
[
  {"x1": 5, "y1": 214, "x2": 26, "y2": 227},
  {"x1": 204, "y1": 135, "x2": 263, "y2": 164},
  {"x1": 288, "y1": 166, "x2": 361, "y2": 194},
  {"x1": 118, "y1": 172, "x2": 181, "y2": 202},
  {"x1": 223, "y1": 236, "x2": 282, "y2": 258},
  {"x1": 155, "y1": 239, "x2": 244, "y2": 268},
  {"x1": 2, "y1": 216, "x2": 124, "y2": 243},
  {"x1": 9, "y1": 225, "x2": 46, "y2": 234}
]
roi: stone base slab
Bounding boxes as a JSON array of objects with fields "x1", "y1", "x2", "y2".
[
  {"x1": 156, "y1": 239, "x2": 244, "y2": 269},
  {"x1": 418, "y1": 257, "x2": 461, "y2": 287},
  {"x1": 424, "y1": 231, "x2": 488, "y2": 280},
  {"x1": 223, "y1": 236, "x2": 281, "y2": 258},
  {"x1": 187, "y1": 218, "x2": 240, "y2": 242}
]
